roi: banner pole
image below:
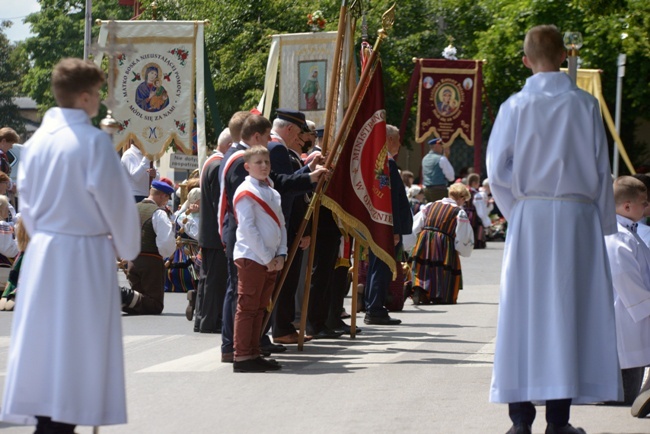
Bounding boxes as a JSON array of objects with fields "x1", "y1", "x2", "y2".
[
  {"x1": 261, "y1": 6, "x2": 395, "y2": 336},
  {"x1": 320, "y1": 0, "x2": 349, "y2": 155}
]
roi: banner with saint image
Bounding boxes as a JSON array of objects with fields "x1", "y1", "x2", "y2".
[
  {"x1": 409, "y1": 59, "x2": 483, "y2": 147},
  {"x1": 96, "y1": 20, "x2": 205, "y2": 160}
]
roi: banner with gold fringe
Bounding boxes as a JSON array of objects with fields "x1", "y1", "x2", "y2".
[
  {"x1": 322, "y1": 60, "x2": 396, "y2": 277},
  {"x1": 96, "y1": 20, "x2": 205, "y2": 161}
]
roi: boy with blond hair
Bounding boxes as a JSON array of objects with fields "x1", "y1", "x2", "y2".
[
  {"x1": 487, "y1": 25, "x2": 620, "y2": 434},
  {"x1": 232, "y1": 146, "x2": 287, "y2": 372},
  {"x1": 0, "y1": 58, "x2": 140, "y2": 432},
  {"x1": 605, "y1": 176, "x2": 650, "y2": 416}
]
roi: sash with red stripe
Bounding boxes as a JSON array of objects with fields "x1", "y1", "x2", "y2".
[
  {"x1": 217, "y1": 150, "x2": 245, "y2": 238},
  {"x1": 232, "y1": 179, "x2": 282, "y2": 229},
  {"x1": 199, "y1": 152, "x2": 223, "y2": 186}
]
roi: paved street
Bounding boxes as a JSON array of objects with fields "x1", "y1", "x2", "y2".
[{"x1": 1, "y1": 242, "x2": 648, "y2": 433}]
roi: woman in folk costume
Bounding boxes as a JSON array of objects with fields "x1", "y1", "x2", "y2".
[
  {"x1": 410, "y1": 183, "x2": 474, "y2": 304},
  {"x1": 1, "y1": 58, "x2": 140, "y2": 433}
]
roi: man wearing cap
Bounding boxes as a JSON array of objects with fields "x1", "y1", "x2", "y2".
[
  {"x1": 422, "y1": 138, "x2": 455, "y2": 203},
  {"x1": 121, "y1": 180, "x2": 176, "y2": 315},
  {"x1": 268, "y1": 109, "x2": 318, "y2": 344}
]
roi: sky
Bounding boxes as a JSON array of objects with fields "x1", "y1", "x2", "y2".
[{"x1": 1, "y1": 0, "x2": 41, "y2": 43}]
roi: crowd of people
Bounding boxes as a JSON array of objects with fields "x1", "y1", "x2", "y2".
[{"x1": 1, "y1": 23, "x2": 650, "y2": 433}]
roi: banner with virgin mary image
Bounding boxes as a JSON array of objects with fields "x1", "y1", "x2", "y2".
[
  {"x1": 409, "y1": 59, "x2": 483, "y2": 147},
  {"x1": 95, "y1": 20, "x2": 205, "y2": 160}
]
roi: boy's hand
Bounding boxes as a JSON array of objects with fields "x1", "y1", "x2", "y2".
[{"x1": 274, "y1": 256, "x2": 285, "y2": 271}]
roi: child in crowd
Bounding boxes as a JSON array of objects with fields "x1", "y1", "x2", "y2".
[
  {"x1": 408, "y1": 183, "x2": 473, "y2": 304},
  {"x1": 0, "y1": 198, "x2": 20, "y2": 311},
  {"x1": 407, "y1": 184, "x2": 425, "y2": 214},
  {"x1": 605, "y1": 176, "x2": 650, "y2": 415},
  {"x1": 232, "y1": 146, "x2": 286, "y2": 373},
  {"x1": 0, "y1": 216, "x2": 28, "y2": 311},
  {"x1": 465, "y1": 173, "x2": 490, "y2": 249}
]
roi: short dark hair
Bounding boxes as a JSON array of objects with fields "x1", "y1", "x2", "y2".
[
  {"x1": 0, "y1": 128, "x2": 20, "y2": 144},
  {"x1": 51, "y1": 58, "x2": 105, "y2": 108},
  {"x1": 241, "y1": 115, "x2": 272, "y2": 141}
]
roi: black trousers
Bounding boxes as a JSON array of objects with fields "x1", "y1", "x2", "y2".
[
  {"x1": 272, "y1": 246, "x2": 304, "y2": 337},
  {"x1": 35, "y1": 416, "x2": 75, "y2": 434},
  {"x1": 325, "y1": 264, "x2": 351, "y2": 330},
  {"x1": 194, "y1": 247, "x2": 228, "y2": 332},
  {"x1": 306, "y1": 231, "x2": 340, "y2": 333},
  {"x1": 509, "y1": 399, "x2": 571, "y2": 426}
]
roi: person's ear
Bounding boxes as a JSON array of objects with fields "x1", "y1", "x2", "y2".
[
  {"x1": 522, "y1": 56, "x2": 532, "y2": 70},
  {"x1": 244, "y1": 161, "x2": 250, "y2": 172}
]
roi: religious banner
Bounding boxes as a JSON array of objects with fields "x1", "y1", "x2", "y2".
[
  {"x1": 258, "y1": 32, "x2": 338, "y2": 128},
  {"x1": 412, "y1": 59, "x2": 483, "y2": 146},
  {"x1": 95, "y1": 20, "x2": 205, "y2": 160},
  {"x1": 322, "y1": 61, "x2": 396, "y2": 276}
]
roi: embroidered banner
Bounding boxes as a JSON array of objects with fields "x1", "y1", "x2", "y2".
[
  {"x1": 96, "y1": 20, "x2": 205, "y2": 160},
  {"x1": 322, "y1": 61, "x2": 396, "y2": 276},
  {"x1": 258, "y1": 32, "x2": 338, "y2": 128},
  {"x1": 411, "y1": 59, "x2": 483, "y2": 147}
]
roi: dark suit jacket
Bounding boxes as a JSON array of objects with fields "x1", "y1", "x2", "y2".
[
  {"x1": 389, "y1": 158, "x2": 413, "y2": 236},
  {"x1": 198, "y1": 155, "x2": 224, "y2": 249}
]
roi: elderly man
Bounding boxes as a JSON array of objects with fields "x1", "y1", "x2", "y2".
[
  {"x1": 422, "y1": 137, "x2": 455, "y2": 203},
  {"x1": 121, "y1": 180, "x2": 176, "y2": 315},
  {"x1": 364, "y1": 124, "x2": 413, "y2": 325}
]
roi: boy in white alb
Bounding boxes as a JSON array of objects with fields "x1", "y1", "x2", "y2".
[
  {"x1": 232, "y1": 146, "x2": 287, "y2": 372},
  {"x1": 605, "y1": 176, "x2": 650, "y2": 417}
]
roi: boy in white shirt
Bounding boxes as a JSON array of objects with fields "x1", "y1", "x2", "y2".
[
  {"x1": 232, "y1": 146, "x2": 287, "y2": 372},
  {"x1": 605, "y1": 176, "x2": 650, "y2": 417}
]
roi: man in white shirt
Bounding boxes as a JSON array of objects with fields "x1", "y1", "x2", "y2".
[
  {"x1": 121, "y1": 180, "x2": 176, "y2": 315},
  {"x1": 121, "y1": 142, "x2": 159, "y2": 202}
]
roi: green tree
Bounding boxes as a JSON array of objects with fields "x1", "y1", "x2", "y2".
[{"x1": 0, "y1": 23, "x2": 27, "y2": 134}]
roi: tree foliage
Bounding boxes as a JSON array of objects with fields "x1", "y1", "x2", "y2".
[
  {"x1": 0, "y1": 24, "x2": 28, "y2": 134},
  {"x1": 11, "y1": 0, "x2": 650, "y2": 166}
]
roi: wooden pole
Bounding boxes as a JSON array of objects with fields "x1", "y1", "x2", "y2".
[
  {"x1": 350, "y1": 241, "x2": 360, "y2": 339},
  {"x1": 320, "y1": 0, "x2": 349, "y2": 155},
  {"x1": 297, "y1": 198, "x2": 320, "y2": 350},
  {"x1": 260, "y1": 5, "x2": 394, "y2": 338}
]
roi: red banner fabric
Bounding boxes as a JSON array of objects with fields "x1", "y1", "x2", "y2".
[
  {"x1": 322, "y1": 61, "x2": 396, "y2": 276},
  {"x1": 414, "y1": 59, "x2": 483, "y2": 148}
]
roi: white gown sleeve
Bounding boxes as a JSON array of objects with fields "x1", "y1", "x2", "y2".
[
  {"x1": 486, "y1": 103, "x2": 516, "y2": 220},
  {"x1": 606, "y1": 234, "x2": 650, "y2": 322},
  {"x1": 455, "y1": 208, "x2": 474, "y2": 257}
]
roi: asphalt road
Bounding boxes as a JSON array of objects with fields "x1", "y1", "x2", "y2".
[{"x1": 1, "y1": 242, "x2": 648, "y2": 433}]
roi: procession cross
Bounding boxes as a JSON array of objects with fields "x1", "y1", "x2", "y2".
[{"x1": 92, "y1": 20, "x2": 137, "y2": 134}]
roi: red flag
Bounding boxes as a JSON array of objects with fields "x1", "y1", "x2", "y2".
[{"x1": 322, "y1": 61, "x2": 396, "y2": 275}]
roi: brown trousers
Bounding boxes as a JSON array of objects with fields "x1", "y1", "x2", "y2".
[
  {"x1": 124, "y1": 254, "x2": 165, "y2": 315},
  {"x1": 233, "y1": 258, "x2": 277, "y2": 361}
]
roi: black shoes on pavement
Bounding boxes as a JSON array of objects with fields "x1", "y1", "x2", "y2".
[
  {"x1": 185, "y1": 289, "x2": 196, "y2": 321},
  {"x1": 506, "y1": 424, "x2": 531, "y2": 434},
  {"x1": 545, "y1": 424, "x2": 586, "y2": 434},
  {"x1": 507, "y1": 423, "x2": 586, "y2": 434},
  {"x1": 363, "y1": 314, "x2": 401, "y2": 325},
  {"x1": 233, "y1": 357, "x2": 282, "y2": 373}
]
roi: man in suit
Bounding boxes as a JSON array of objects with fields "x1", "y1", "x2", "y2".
[
  {"x1": 189, "y1": 112, "x2": 249, "y2": 333},
  {"x1": 268, "y1": 110, "x2": 315, "y2": 344},
  {"x1": 364, "y1": 124, "x2": 413, "y2": 325}
]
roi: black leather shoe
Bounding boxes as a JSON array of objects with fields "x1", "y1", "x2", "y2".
[
  {"x1": 260, "y1": 343, "x2": 287, "y2": 354},
  {"x1": 545, "y1": 423, "x2": 586, "y2": 434},
  {"x1": 312, "y1": 328, "x2": 344, "y2": 339},
  {"x1": 506, "y1": 424, "x2": 531, "y2": 434},
  {"x1": 185, "y1": 289, "x2": 196, "y2": 321},
  {"x1": 363, "y1": 314, "x2": 401, "y2": 325},
  {"x1": 332, "y1": 323, "x2": 362, "y2": 335},
  {"x1": 255, "y1": 357, "x2": 281, "y2": 371},
  {"x1": 233, "y1": 358, "x2": 270, "y2": 373}
]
